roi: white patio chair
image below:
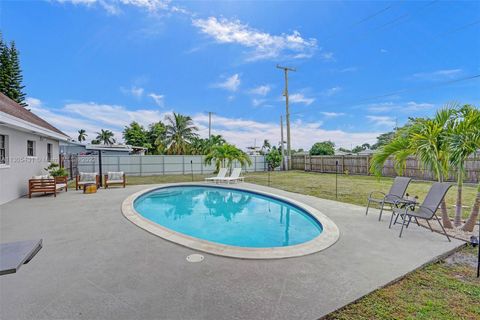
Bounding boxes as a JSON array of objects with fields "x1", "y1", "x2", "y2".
[{"x1": 205, "y1": 168, "x2": 228, "y2": 182}]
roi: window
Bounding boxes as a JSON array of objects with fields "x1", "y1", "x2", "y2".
[
  {"x1": 0, "y1": 135, "x2": 6, "y2": 164},
  {"x1": 47, "y1": 143, "x2": 52, "y2": 162},
  {"x1": 27, "y1": 140, "x2": 35, "y2": 157}
]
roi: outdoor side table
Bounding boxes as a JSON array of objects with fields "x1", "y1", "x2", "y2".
[{"x1": 83, "y1": 183, "x2": 97, "y2": 194}]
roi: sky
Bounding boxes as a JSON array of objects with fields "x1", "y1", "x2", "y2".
[{"x1": 1, "y1": 0, "x2": 479, "y2": 150}]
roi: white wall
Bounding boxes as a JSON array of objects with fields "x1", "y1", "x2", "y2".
[
  {"x1": 77, "y1": 155, "x2": 267, "y2": 176},
  {"x1": 0, "y1": 125, "x2": 60, "y2": 204}
]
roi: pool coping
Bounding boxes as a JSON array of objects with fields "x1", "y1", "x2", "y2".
[{"x1": 121, "y1": 182, "x2": 340, "y2": 259}]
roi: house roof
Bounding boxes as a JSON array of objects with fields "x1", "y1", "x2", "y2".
[{"x1": 0, "y1": 93, "x2": 68, "y2": 137}]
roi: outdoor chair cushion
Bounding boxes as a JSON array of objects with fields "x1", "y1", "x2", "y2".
[
  {"x1": 107, "y1": 172, "x2": 124, "y2": 181},
  {"x1": 79, "y1": 172, "x2": 97, "y2": 182}
]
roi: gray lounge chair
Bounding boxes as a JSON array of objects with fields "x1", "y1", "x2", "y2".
[
  {"x1": 391, "y1": 182, "x2": 452, "y2": 241},
  {"x1": 365, "y1": 177, "x2": 412, "y2": 221}
]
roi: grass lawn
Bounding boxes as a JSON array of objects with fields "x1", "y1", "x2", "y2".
[
  {"x1": 122, "y1": 170, "x2": 480, "y2": 319},
  {"x1": 126, "y1": 170, "x2": 478, "y2": 219}
]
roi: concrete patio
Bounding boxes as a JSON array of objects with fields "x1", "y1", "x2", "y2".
[{"x1": 0, "y1": 183, "x2": 463, "y2": 320}]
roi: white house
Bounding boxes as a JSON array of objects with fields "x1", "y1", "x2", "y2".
[{"x1": 0, "y1": 93, "x2": 70, "y2": 204}]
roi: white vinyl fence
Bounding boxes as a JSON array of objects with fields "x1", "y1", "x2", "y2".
[{"x1": 77, "y1": 155, "x2": 266, "y2": 176}]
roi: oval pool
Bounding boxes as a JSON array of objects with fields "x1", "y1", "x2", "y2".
[
  {"x1": 134, "y1": 185, "x2": 322, "y2": 248},
  {"x1": 122, "y1": 184, "x2": 339, "y2": 259}
]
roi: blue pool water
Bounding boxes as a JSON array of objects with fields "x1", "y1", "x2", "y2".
[{"x1": 134, "y1": 186, "x2": 323, "y2": 248}]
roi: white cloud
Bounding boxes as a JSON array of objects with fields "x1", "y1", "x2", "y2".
[
  {"x1": 54, "y1": 0, "x2": 171, "y2": 14},
  {"x1": 320, "y1": 52, "x2": 335, "y2": 61},
  {"x1": 149, "y1": 93, "x2": 165, "y2": 107},
  {"x1": 252, "y1": 98, "x2": 266, "y2": 107},
  {"x1": 289, "y1": 93, "x2": 315, "y2": 105},
  {"x1": 27, "y1": 97, "x2": 380, "y2": 149},
  {"x1": 338, "y1": 67, "x2": 357, "y2": 73},
  {"x1": 366, "y1": 101, "x2": 434, "y2": 113},
  {"x1": 249, "y1": 85, "x2": 271, "y2": 96},
  {"x1": 412, "y1": 69, "x2": 463, "y2": 81},
  {"x1": 213, "y1": 74, "x2": 241, "y2": 92},
  {"x1": 121, "y1": 86, "x2": 144, "y2": 98},
  {"x1": 380, "y1": 48, "x2": 388, "y2": 53},
  {"x1": 192, "y1": 16, "x2": 318, "y2": 61},
  {"x1": 322, "y1": 86, "x2": 342, "y2": 97},
  {"x1": 367, "y1": 115, "x2": 396, "y2": 127},
  {"x1": 321, "y1": 112, "x2": 345, "y2": 117}
]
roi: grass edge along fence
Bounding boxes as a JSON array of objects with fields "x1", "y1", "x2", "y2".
[
  {"x1": 76, "y1": 154, "x2": 267, "y2": 176},
  {"x1": 293, "y1": 154, "x2": 480, "y2": 183}
]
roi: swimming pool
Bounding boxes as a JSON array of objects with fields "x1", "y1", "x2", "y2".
[{"x1": 122, "y1": 184, "x2": 339, "y2": 259}]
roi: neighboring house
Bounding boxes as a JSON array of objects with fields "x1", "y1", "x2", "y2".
[
  {"x1": 0, "y1": 93, "x2": 70, "y2": 204},
  {"x1": 60, "y1": 142, "x2": 147, "y2": 156},
  {"x1": 357, "y1": 149, "x2": 375, "y2": 156}
]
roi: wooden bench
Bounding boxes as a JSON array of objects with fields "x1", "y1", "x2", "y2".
[
  {"x1": 28, "y1": 179, "x2": 56, "y2": 198},
  {"x1": 104, "y1": 172, "x2": 126, "y2": 188},
  {"x1": 75, "y1": 174, "x2": 100, "y2": 190},
  {"x1": 28, "y1": 177, "x2": 68, "y2": 198}
]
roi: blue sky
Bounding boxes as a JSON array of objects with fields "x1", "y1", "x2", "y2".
[{"x1": 1, "y1": 0, "x2": 479, "y2": 149}]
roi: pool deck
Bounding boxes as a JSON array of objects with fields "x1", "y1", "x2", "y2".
[{"x1": 0, "y1": 183, "x2": 463, "y2": 320}]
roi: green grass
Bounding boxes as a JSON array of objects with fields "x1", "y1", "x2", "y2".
[
  {"x1": 118, "y1": 171, "x2": 480, "y2": 319},
  {"x1": 325, "y1": 245, "x2": 480, "y2": 320},
  {"x1": 126, "y1": 170, "x2": 478, "y2": 219}
]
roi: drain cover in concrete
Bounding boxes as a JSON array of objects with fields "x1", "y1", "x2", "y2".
[{"x1": 186, "y1": 254, "x2": 204, "y2": 262}]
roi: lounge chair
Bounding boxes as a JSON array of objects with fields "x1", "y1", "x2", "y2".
[
  {"x1": 75, "y1": 172, "x2": 100, "y2": 190},
  {"x1": 104, "y1": 171, "x2": 126, "y2": 188},
  {"x1": 205, "y1": 168, "x2": 228, "y2": 182},
  {"x1": 391, "y1": 182, "x2": 452, "y2": 241},
  {"x1": 219, "y1": 168, "x2": 245, "y2": 184},
  {"x1": 365, "y1": 177, "x2": 412, "y2": 221},
  {"x1": 29, "y1": 177, "x2": 56, "y2": 198}
]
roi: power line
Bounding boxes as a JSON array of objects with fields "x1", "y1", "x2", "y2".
[{"x1": 287, "y1": 73, "x2": 480, "y2": 118}]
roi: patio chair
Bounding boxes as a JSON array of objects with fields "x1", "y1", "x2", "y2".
[
  {"x1": 28, "y1": 177, "x2": 56, "y2": 198},
  {"x1": 205, "y1": 168, "x2": 228, "y2": 182},
  {"x1": 365, "y1": 177, "x2": 412, "y2": 221},
  {"x1": 391, "y1": 182, "x2": 452, "y2": 241},
  {"x1": 219, "y1": 168, "x2": 245, "y2": 184},
  {"x1": 104, "y1": 172, "x2": 126, "y2": 188},
  {"x1": 75, "y1": 172, "x2": 100, "y2": 190}
]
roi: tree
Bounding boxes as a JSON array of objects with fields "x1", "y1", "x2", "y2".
[
  {"x1": 204, "y1": 143, "x2": 252, "y2": 173},
  {"x1": 261, "y1": 139, "x2": 271, "y2": 155},
  {"x1": 77, "y1": 129, "x2": 87, "y2": 142},
  {"x1": 162, "y1": 113, "x2": 198, "y2": 155},
  {"x1": 370, "y1": 107, "x2": 456, "y2": 228},
  {"x1": 96, "y1": 129, "x2": 116, "y2": 145},
  {"x1": 371, "y1": 131, "x2": 395, "y2": 150},
  {"x1": 310, "y1": 141, "x2": 335, "y2": 156},
  {"x1": 266, "y1": 147, "x2": 282, "y2": 171},
  {"x1": 123, "y1": 122, "x2": 148, "y2": 147},
  {"x1": 7, "y1": 42, "x2": 26, "y2": 106},
  {"x1": 147, "y1": 121, "x2": 166, "y2": 154},
  {"x1": 0, "y1": 36, "x2": 27, "y2": 106},
  {"x1": 449, "y1": 105, "x2": 480, "y2": 231}
]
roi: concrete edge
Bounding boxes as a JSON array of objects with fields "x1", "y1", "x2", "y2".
[
  {"x1": 121, "y1": 182, "x2": 340, "y2": 259},
  {"x1": 318, "y1": 242, "x2": 467, "y2": 319}
]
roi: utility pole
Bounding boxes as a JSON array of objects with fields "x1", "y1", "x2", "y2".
[
  {"x1": 208, "y1": 111, "x2": 213, "y2": 138},
  {"x1": 280, "y1": 115, "x2": 286, "y2": 170},
  {"x1": 277, "y1": 64, "x2": 296, "y2": 170}
]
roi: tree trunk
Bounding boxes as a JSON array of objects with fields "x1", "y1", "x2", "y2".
[
  {"x1": 454, "y1": 173, "x2": 463, "y2": 227},
  {"x1": 437, "y1": 175, "x2": 454, "y2": 229},
  {"x1": 461, "y1": 184, "x2": 480, "y2": 232},
  {"x1": 441, "y1": 199, "x2": 454, "y2": 228}
]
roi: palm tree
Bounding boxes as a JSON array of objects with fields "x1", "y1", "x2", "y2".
[
  {"x1": 204, "y1": 143, "x2": 252, "y2": 173},
  {"x1": 370, "y1": 107, "x2": 456, "y2": 228},
  {"x1": 448, "y1": 105, "x2": 480, "y2": 231},
  {"x1": 96, "y1": 129, "x2": 116, "y2": 145},
  {"x1": 77, "y1": 129, "x2": 87, "y2": 142},
  {"x1": 160, "y1": 113, "x2": 198, "y2": 155},
  {"x1": 449, "y1": 105, "x2": 480, "y2": 228},
  {"x1": 261, "y1": 139, "x2": 271, "y2": 155}
]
